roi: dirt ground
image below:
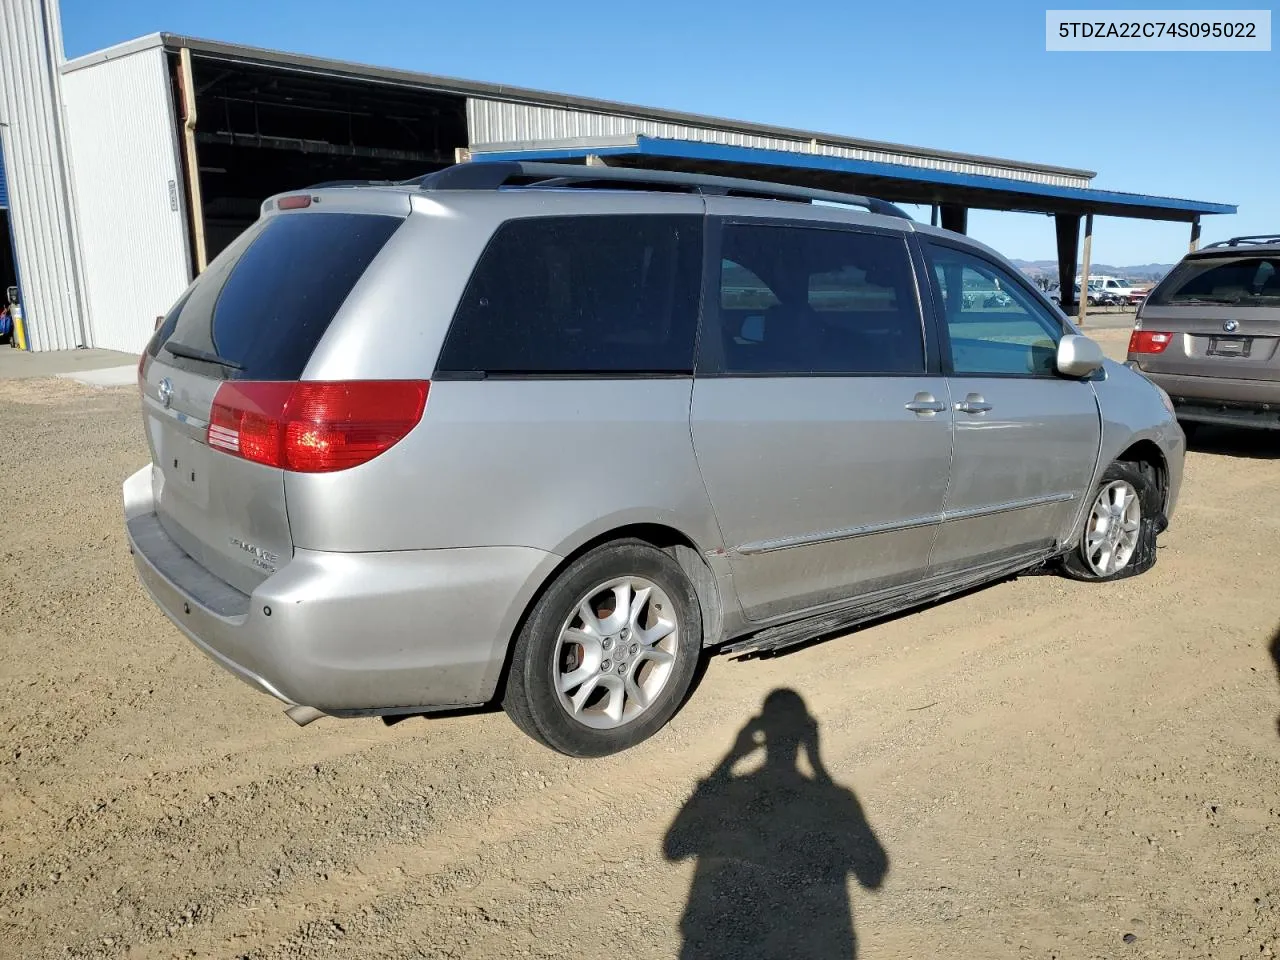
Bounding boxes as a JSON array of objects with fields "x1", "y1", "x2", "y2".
[{"x1": 2, "y1": 331, "x2": 1278, "y2": 960}]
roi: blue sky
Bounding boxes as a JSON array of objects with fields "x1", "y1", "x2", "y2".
[{"x1": 60, "y1": 0, "x2": 1276, "y2": 265}]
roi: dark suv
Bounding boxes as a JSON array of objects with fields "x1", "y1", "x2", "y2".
[{"x1": 1128, "y1": 235, "x2": 1280, "y2": 431}]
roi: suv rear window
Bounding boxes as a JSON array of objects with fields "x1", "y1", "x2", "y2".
[
  {"x1": 151, "y1": 212, "x2": 402, "y2": 380},
  {"x1": 1148, "y1": 255, "x2": 1280, "y2": 307},
  {"x1": 436, "y1": 215, "x2": 703, "y2": 376}
]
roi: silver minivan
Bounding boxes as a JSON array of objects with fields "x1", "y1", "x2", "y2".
[{"x1": 124, "y1": 162, "x2": 1185, "y2": 756}]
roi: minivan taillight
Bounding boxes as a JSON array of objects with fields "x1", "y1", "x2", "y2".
[
  {"x1": 208, "y1": 380, "x2": 429, "y2": 472},
  {"x1": 1128, "y1": 330, "x2": 1173, "y2": 354}
]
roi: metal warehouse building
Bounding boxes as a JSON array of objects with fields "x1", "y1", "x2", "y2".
[{"x1": 0, "y1": 1, "x2": 1236, "y2": 353}]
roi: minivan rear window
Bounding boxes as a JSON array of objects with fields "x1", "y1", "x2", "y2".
[
  {"x1": 151, "y1": 212, "x2": 402, "y2": 380},
  {"x1": 1148, "y1": 255, "x2": 1280, "y2": 307},
  {"x1": 436, "y1": 215, "x2": 703, "y2": 376}
]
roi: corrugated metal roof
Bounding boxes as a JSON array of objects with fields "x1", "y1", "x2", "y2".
[
  {"x1": 466, "y1": 100, "x2": 1091, "y2": 189},
  {"x1": 0, "y1": 0, "x2": 88, "y2": 350},
  {"x1": 468, "y1": 136, "x2": 1236, "y2": 222},
  {"x1": 62, "y1": 33, "x2": 1097, "y2": 184}
]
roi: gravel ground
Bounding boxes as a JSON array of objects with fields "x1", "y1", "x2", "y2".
[{"x1": 1, "y1": 335, "x2": 1278, "y2": 959}]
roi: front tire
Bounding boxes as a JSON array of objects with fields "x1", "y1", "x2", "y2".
[
  {"x1": 1061, "y1": 460, "x2": 1162, "y2": 582},
  {"x1": 502, "y1": 539, "x2": 702, "y2": 757}
]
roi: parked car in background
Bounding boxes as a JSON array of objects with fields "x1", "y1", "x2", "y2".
[
  {"x1": 124, "y1": 162, "x2": 1185, "y2": 756},
  {"x1": 1127, "y1": 234, "x2": 1280, "y2": 432},
  {"x1": 1090, "y1": 275, "x2": 1149, "y2": 305},
  {"x1": 1049, "y1": 281, "x2": 1118, "y2": 307}
]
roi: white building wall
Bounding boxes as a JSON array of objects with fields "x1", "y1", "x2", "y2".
[
  {"x1": 62, "y1": 45, "x2": 191, "y2": 353},
  {"x1": 0, "y1": 0, "x2": 87, "y2": 350}
]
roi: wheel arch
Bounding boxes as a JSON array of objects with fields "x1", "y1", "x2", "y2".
[
  {"x1": 491, "y1": 521, "x2": 726, "y2": 704},
  {"x1": 1114, "y1": 438, "x2": 1170, "y2": 517}
]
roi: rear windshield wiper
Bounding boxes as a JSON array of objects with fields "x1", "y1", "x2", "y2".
[
  {"x1": 1172, "y1": 296, "x2": 1242, "y2": 305},
  {"x1": 163, "y1": 341, "x2": 244, "y2": 370}
]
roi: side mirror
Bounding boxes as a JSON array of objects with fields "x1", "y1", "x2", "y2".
[{"x1": 1056, "y1": 334, "x2": 1105, "y2": 378}]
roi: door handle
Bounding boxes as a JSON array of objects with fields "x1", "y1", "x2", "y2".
[
  {"x1": 905, "y1": 392, "x2": 947, "y2": 415},
  {"x1": 954, "y1": 393, "x2": 992, "y2": 414}
]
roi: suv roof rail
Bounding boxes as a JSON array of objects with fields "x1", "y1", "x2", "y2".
[
  {"x1": 1203, "y1": 234, "x2": 1280, "y2": 248},
  {"x1": 410, "y1": 161, "x2": 913, "y2": 220}
]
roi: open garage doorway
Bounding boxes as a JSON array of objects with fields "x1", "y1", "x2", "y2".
[
  {"x1": 174, "y1": 52, "x2": 468, "y2": 261},
  {"x1": 0, "y1": 209, "x2": 15, "y2": 299}
]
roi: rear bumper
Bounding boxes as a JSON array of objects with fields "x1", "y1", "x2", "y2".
[
  {"x1": 1138, "y1": 370, "x2": 1280, "y2": 430},
  {"x1": 123, "y1": 466, "x2": 558, "y2": 715}
]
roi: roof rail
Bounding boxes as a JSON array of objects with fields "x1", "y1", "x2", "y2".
[
  {"x1": 1203, "y1": 234, "x2": 1280, "y2": 249},
  {"x1": 305, "y1": 179, "x2": 399, "y2": 189},
  {"x1": 412, "y1": 161, "x2": 912, "y2": 220}
]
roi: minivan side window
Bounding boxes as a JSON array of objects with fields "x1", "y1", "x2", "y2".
[
  {"x1": 927, "y1": 244, "x2": 1062, "y2": 377},
  {"x1": 436, "y1": 215, "x2": 703, "y2": 376},
  {"x1": 713, "y1": 224, "x2": 924, "y2": 375}
]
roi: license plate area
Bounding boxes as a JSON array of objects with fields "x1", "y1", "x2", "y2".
[
  {"x1": 1207, "y1": 336, "x2": 1251, "y2": 358},
  {"x1": 155, "y1": 422, "x2": 210, "y2": 505}
]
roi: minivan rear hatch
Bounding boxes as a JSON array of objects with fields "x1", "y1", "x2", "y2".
[
  {"x1": 140, "y1": 200, "x2": 405, "y2": 594},
  {"x1": 1135, "y1": 251, "x2": 1280, "y2": 381}
]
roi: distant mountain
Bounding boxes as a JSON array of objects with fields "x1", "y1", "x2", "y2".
[{"x1": 1011, "y1": 259, "x2": 1175, "y2": 281}]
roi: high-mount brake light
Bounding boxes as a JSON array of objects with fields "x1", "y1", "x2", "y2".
[{"x1": 276, "y1": 195, "x2": 313, "y2": 210}]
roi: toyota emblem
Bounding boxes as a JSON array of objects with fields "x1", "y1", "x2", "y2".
[
  {"x1": 1223, "y1": 320, "x2": 1240, "y2": 333},
  {"x1": 158, "y1": 377, "x2": 174, "y2": 408}
]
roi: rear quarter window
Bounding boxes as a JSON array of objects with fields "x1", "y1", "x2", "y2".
[
  {"x1": 152, "y1": 212, "x2": 402, "y2": 380},
  {"x1": 436, "y1": 215, "x2": 703, "y2": 376}
]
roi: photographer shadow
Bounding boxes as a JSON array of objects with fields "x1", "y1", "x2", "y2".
[
  {"x1": 1270, "y1": 625, "x2": 1279, "y2": 737},
  {"x1": 664, "y1": 689, "x2": 888, "y2": 960}
]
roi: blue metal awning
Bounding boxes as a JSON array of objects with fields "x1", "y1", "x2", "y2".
[
  {"x1": 470, "y1": 135, "x2": 1235, "y2": 223},
  {"x1": 0, "y1": 147, "x2": 8, "y2": 210}
]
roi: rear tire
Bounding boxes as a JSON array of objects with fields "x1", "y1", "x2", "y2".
[
  {"x1": 502, "y1": 539, "x2": 702, "y2": 757},
  {"x1": 1061, "y1": 460, "x2": 1162, "y2": 582}
]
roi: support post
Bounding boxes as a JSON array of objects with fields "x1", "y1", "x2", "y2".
[
  {"x1": 179, "y1": 47, "x2": 208, "y2": 274},
  {"x1": 1079, "y1": 213, "x2": 1094, "y2": 327},
  {"x1": 940, "y1": 204, "x2": 967, "y2": 235},
  {"x1": 1054, "y1": 214, "x2": 1081, "y2": 315},
  {"x1": 1189, "y1": 216, "x2": 1201, "y2": 252},
  {"x1": 930, "y1": 204, "x2": 939, "y2": 227}
]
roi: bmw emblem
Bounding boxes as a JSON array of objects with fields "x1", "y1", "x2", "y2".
[
  {"x1": 1223, "y1": 320, "x2": 1239, "y2": 333},
  {"x1": 158, "y1": 377, "x2": 174, "y2": 409}
]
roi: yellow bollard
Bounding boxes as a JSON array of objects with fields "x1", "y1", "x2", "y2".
[{"x1": 11, "y1": 304, "x2": 27, "y2": 350}]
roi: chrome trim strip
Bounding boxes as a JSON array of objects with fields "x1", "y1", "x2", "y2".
[
  {"x1": 735, "y1": 491, "x2": 1077, "y2": 556},
  {"x1": 143, "y1": 393, "x2": 209, "y2": 431},
  {"x1": 941, "y1": 491, "x2": 1076, "y2": 523},
  {"x1": 737, "y1": 513, "x2": 944, "y2": 556}
]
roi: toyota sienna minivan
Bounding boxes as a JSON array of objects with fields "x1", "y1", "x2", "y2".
[{"x1": 125, "y1": 161, "x2": 1184, "y2": 756}]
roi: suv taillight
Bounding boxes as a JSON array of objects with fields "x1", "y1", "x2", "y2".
[
  {"x1": 208, "y1": 380, "x2": 429, "y2": 472},
  {"x1": 1128, "y1": 330, "x2": 1173, "y2": 355}
]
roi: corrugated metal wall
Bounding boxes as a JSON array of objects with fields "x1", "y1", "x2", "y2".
[
  {"x1": 62, "y1": 47, "x2": 191, "y2": 354},
  {"x1": 467, "y1": 99, "x2": 1090, "y2": 189},
  {"x1": 0, "y1": 0, "x2": 87, "y2": 350}
]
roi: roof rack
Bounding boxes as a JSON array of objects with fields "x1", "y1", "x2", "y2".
[
  {"x1": 411, "y1": 161, "x2": 912, "y2": 220},
  {"x1": 1203, "y1": 234, "x2": 1280, "y2": 249}
]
